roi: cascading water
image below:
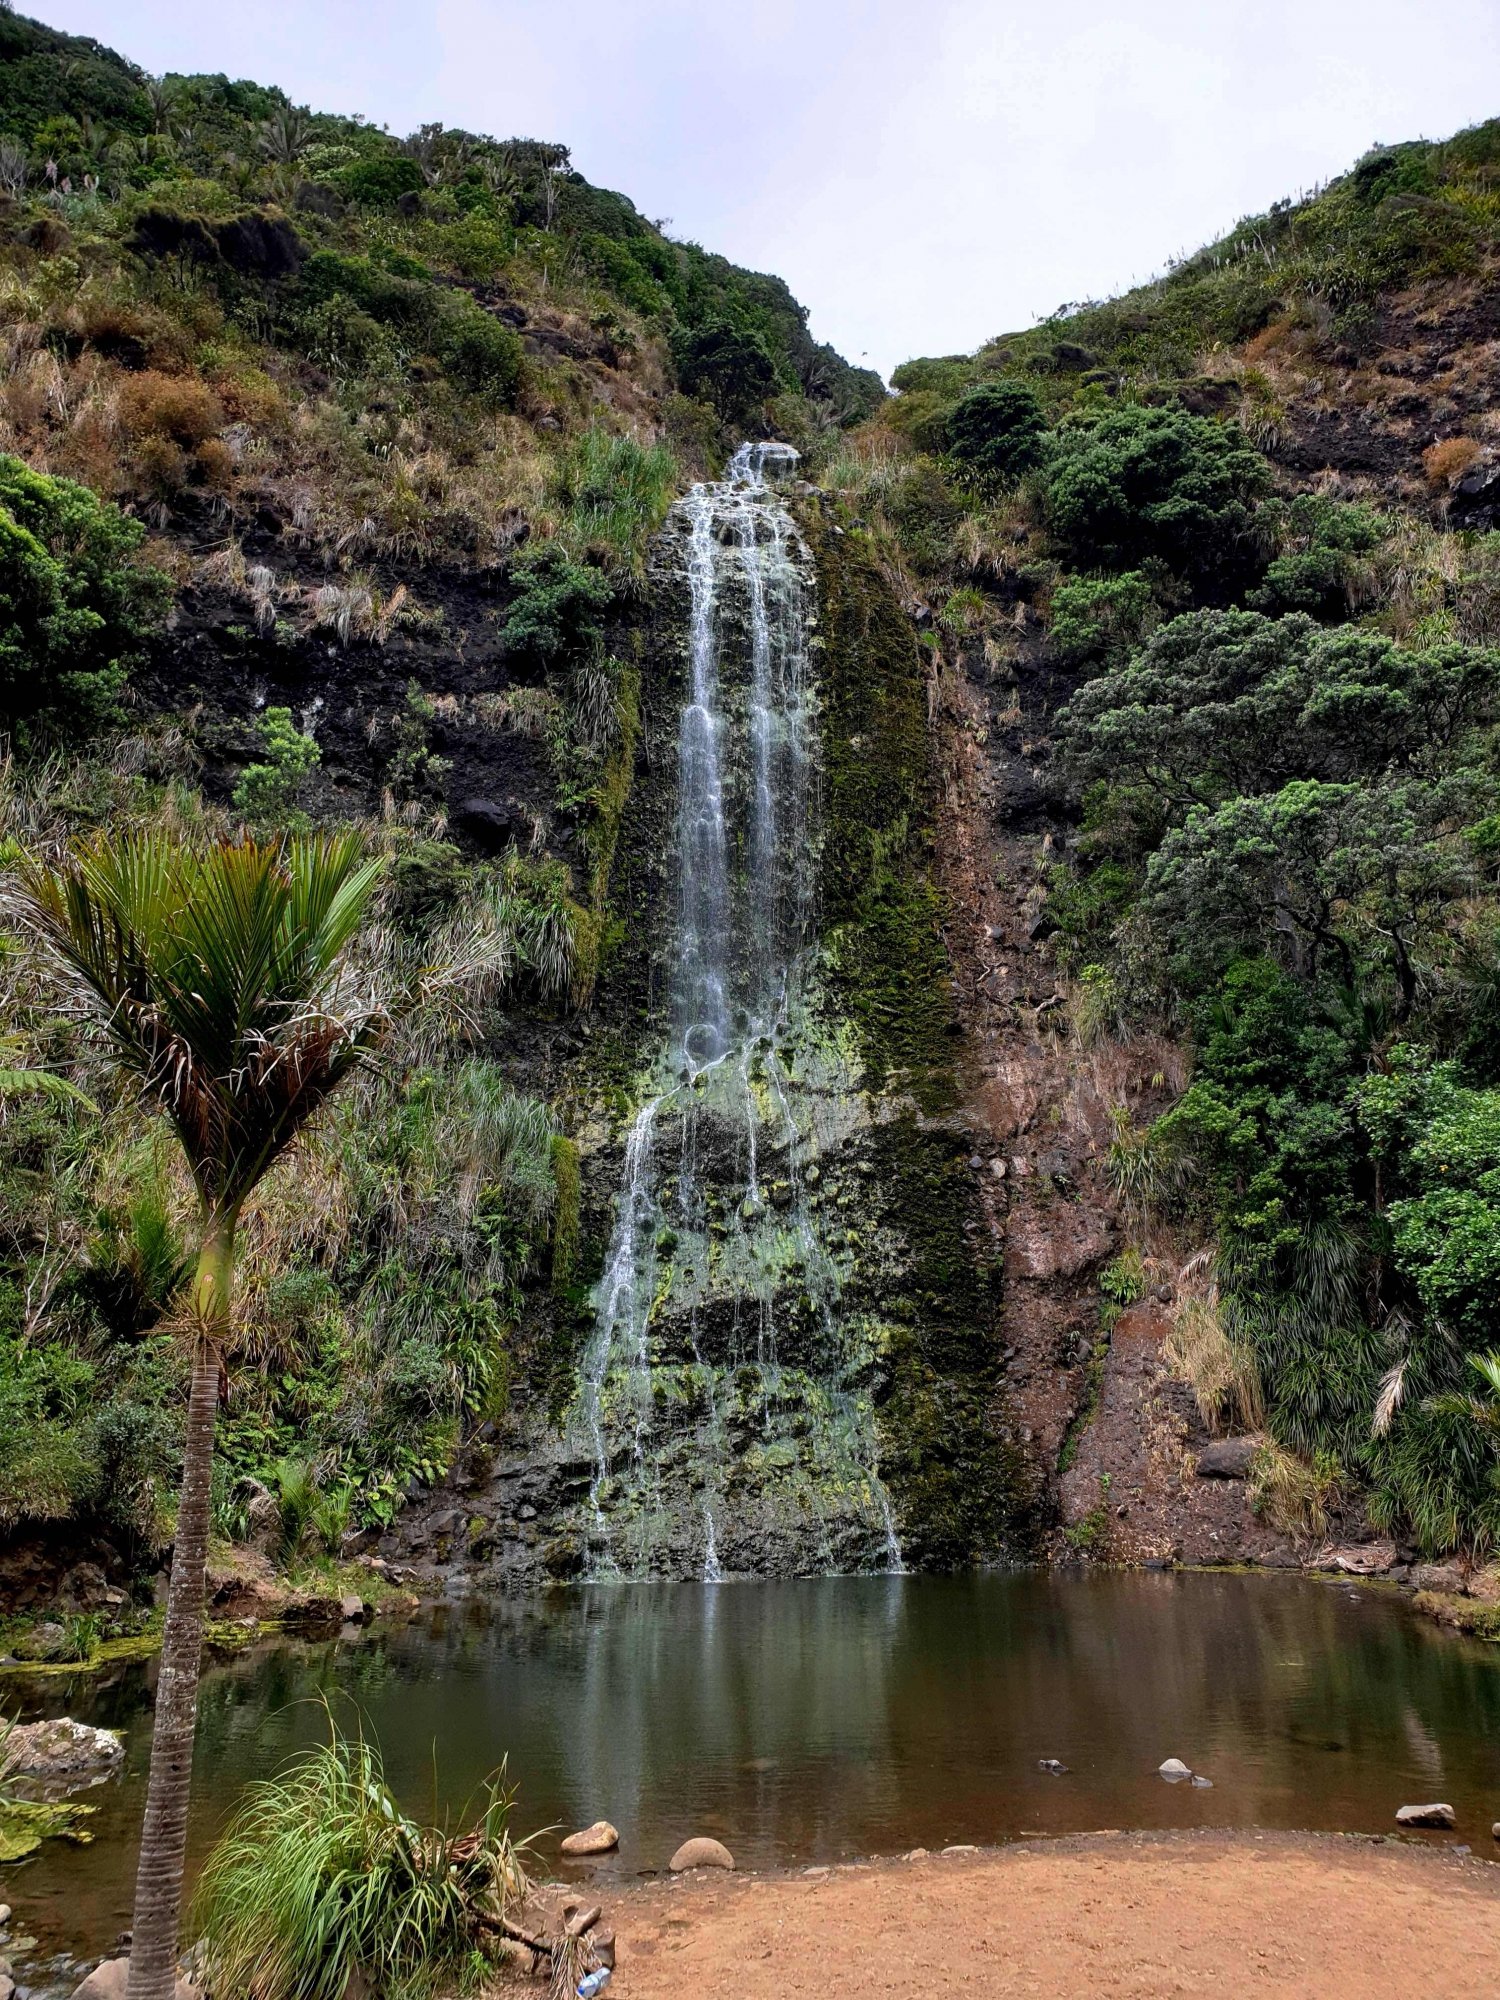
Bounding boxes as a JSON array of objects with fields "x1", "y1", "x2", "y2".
[{"x1": 577, "y1": 443, "x2": 904, "y2": 1580}]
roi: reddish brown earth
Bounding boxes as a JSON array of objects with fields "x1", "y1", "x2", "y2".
[{"x1": 583, "y1": 1832, "x2": 1500, "y2": 1999}]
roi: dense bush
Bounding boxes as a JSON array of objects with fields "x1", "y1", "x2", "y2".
[
  {"x1": 499, "y1": 543, "x2": 614, "y2": 664},
  {"x1": 0, "y1": 455, "x2": 171, "y2": 743},
  {"x1": 671, "y1": 317, "x2": 778, "y2": 423},
  {"x1": 945, "y1": 380, "x2": 1049, "y2": 489},
  {"x1": 1043, "y1": 405, "x2": 1270, "y2": 596}
]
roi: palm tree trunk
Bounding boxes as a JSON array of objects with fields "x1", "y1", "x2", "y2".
[{"x1": 126, "y1": 1211, "x2": 234, "y2": 2000}]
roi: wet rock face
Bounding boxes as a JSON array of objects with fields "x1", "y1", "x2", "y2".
[{"x1": 383, "y1": 489, "x2": 1027, "y2": 1589}]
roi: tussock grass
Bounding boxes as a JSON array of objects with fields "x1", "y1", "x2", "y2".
[
  {"x1": 193, "y1": 1713, "x2": 533, "y2": 2000},
  {"x1": 1249, "y1": 1439, "x2": 1345, "y2": 1544}
]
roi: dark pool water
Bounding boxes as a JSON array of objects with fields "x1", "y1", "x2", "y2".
[{"x1": 6, "y1": 1570, "x2": 1500, "y2": 1971}]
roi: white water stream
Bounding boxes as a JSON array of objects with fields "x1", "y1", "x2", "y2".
[{"x1": 577, "y1": 443, "x2": 903, "y2": 1579}]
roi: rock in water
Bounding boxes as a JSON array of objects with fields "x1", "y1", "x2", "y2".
[
  {"x1": 561, "y1": 1820, "x2": 620, "y2": 1856},
  {"x1": 9, "y1": 1719, "x2": 123, "y2": 1780},
  {"x1": 1158, "y1": 1757, "x2": 1193, "y2": 1781},
  {"x1": 1038, "y1": 1758, "x2": 1069, "y2": 1775},
  {"x1": 669, "y1": 1836, "x2": 734, "y2": 1872},
  {"x1": 1396, "y1": 1803, "x2": 1457, "y2": 1828}
]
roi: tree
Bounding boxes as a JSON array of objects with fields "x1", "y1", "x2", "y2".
[
  {"x1": 945, "y1": 379, "x2": 1048, "y2": 489},
  {"x1": 671, "y1": 317, "x2": 778, "y2": 424},
  {"x1": 1043, "y1": 403, "x2": 1270, "y2": 597},
  {"x1": 1143, "y1": 776, "x2": 1481, "y2": 1015},
  {"x1": 15, "y1": 831, "x2": 387, "y2": 2000},
  {"x1": 1060, "y1": 609, "x2": 1500, "y2": 814},
  {"x1": 0, "y1": 454, "x2": 172, "y2": 745}
]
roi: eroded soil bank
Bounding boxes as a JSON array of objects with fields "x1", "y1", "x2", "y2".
[{"x1": 591, "y1": 1831, "x2": 1500, "y2": 1999}]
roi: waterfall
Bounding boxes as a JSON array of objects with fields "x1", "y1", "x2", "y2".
[{"x1": 577, "y1": 442, "x2": 904, "y2": 1580}]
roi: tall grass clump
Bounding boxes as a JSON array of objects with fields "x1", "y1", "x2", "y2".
[
  {"x1": 193, "y1": 1716, "x2": 533, "y2": 2000},
  {"x1": 559, "y1": 427, "x2": 678, "y2": 566}
]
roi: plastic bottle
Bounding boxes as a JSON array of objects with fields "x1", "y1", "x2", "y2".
[{"x1": 577, "y1": 1971, "x2": 613, "y2": 1999}]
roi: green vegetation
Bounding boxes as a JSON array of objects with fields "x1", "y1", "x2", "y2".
[
  {"x1": 809, "y1": 107, "x2": 1500, "y2": 1559},
  {"x1": 233, "y1": 706, "x2": 321, "y2": 825},
  {"x1": 0, "y1": 454, "x2": 170, "y2": 745},
  {"x1": 193, "y1": 1715, "x2": 532, "y2": 2000},
  {"x1": 946, "y1": 380, "x2": 1049, "y2": 490}
]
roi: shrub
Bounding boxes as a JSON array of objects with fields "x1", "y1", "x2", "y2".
[
  {"x1": 1043, "y1": 403, "x2": 1270, "y2": 598},
  {"x1": 1048, "y1": 570, "x2": 1156, "y2": 663},
  {"x1": 117, "y1": 371, "x2": 223, "y2": 447},
  {"x1": 671, "y1": 317, "x2": 778, "y2": 423},
  {"x1": 333, "y1": 154, "x2": 425, "y2": 206},
  {"x1": 435, "y1": 303, "x2": 522, "y2": 402},
  {"x1": 500, "y1": 543, "x2": 613, "y2": 664},
  {"x1": 233, "y1": 706, "x2": 321, "y2": 825},
  {"x1": 945, "y1": 380, "x2": 1049, "y2": 489},
  {"x1": 0, "y1": 453, "x2": 172, "y2": 743}
]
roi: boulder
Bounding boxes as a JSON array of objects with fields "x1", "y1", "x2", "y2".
[
  {"x1": 668, "y1": 1837, "x2": 734, "y2": 1872},
  {"x1": 564, "y1": 1904, "x2": 602, "y2": 1937},
  {"x1": 561, "y1": 1820, "x2": 619, "y2": 1857},
  {"x1": 451, "y1": 798, "x2": 519, "y2": 853},
  {"x1": 1411, "y1": 1564, "x2": 1466, "y2": 1595},
  {"x1": 592, "y1": 1930, "x2": 617, "y2": 1970},
  {"x1": 339, "y1": 1594, "x2": 366, "y2": 1624},
  {"x1": 8, "y1": 1719, "x2": 123, "y2": 1781},
  {"x1": 1158, "y1": 1757, "x2": 1193, "y2": 1781},
  {"x1": 1396, "y1": 1803, "x2": 1457, "y2": 1828},
  {"x1": 1195, "y1": 1437, "x2": 1259, "y2": 1480}
]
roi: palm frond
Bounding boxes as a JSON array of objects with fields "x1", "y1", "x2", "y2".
[{"x1": 13, "y1": 832, "x2": 387, "y2": 1213}]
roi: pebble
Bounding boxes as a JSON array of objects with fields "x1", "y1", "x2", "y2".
[
  {"x1": 1493, "y1": 1822, "x2": 1500, "y2": 1841},
  {"x1": 903, "y1": 1848, "x2": 929, "y2": 1861},
  {"x1": 941, "y1": 1843, "x2": 979, "y2": 1855},
  {"x1": 1191, "y1": 1775, "x2": 1214, "y2": 1789},
  {"x1": 0, "y1": 1910, "x2": 9, "y2": 1928}
]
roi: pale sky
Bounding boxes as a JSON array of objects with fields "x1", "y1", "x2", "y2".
[{"x1": 38, "y1": 1, "x2": 1500, "y2": 380}]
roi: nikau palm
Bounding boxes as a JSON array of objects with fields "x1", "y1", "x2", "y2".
[{"x1": 16, "y1": 831, "x2": 386, "y2": 2000}]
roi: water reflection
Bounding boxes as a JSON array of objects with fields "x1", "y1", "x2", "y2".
[{"x1": 9, "y1": 1571, "x2": 1500, "y2": 1964}]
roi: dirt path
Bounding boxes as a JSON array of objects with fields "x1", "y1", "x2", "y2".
[{"x1": 593, "y1": 1831, "x2": 1500, "y2": 1998}]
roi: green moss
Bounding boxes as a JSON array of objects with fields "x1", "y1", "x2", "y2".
[
  {"x1": 800, "y1": 506, "x2": 959, "y2": 1111},
  {"x1": 0, "y1": 1795, "x2": 98, "y2": 1861},
  {"x1": 550, "y1": 1134, "x2": 581, "y2": 1292}
]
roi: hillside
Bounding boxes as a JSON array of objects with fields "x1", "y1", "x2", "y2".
[
  {"x1": 820, "y1": 121, "x2": 1500, "y2": 1569},
  {"x1": 0, "y1": 8, "x2": 891, "y2": 1618}
]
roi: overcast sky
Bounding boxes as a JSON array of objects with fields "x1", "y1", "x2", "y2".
[{"x1": 40, "y1": 1, "x2": 1500, "y2": 379}]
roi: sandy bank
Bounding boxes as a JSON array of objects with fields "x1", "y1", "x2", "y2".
[{"x1": 593, "y1": 1830, "x2": 1500, "y2": 1998}]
